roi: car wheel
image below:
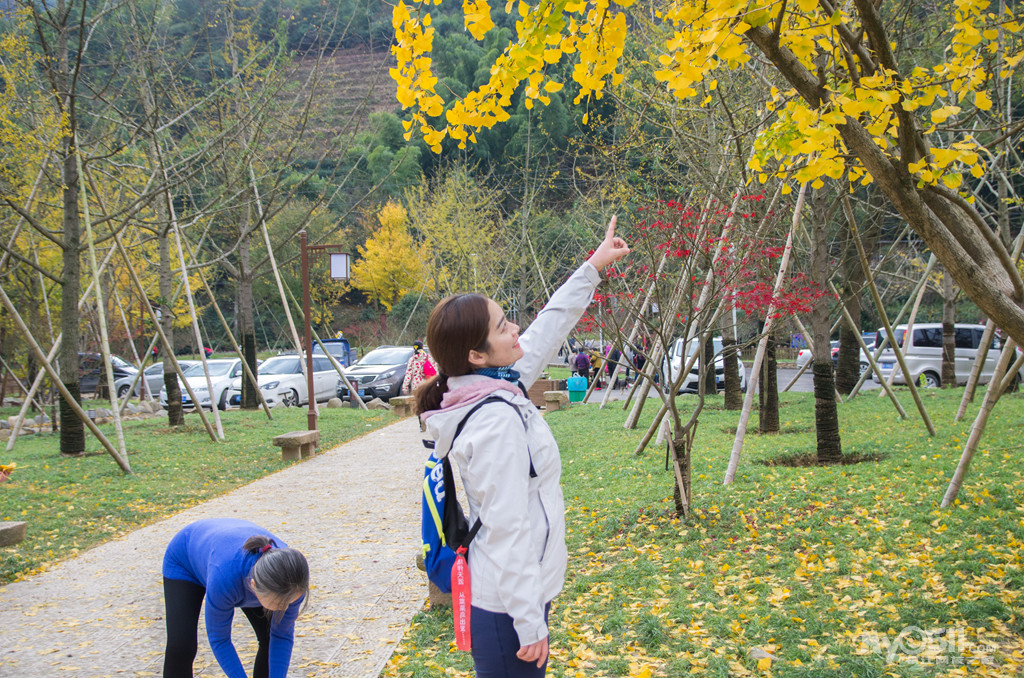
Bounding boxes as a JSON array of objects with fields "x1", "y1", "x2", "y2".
[
  {"x1": 920, "y1": 371, "x2": 940, "y2": 388},
  {"x1": 117, "y1": 384, "x2": 131, "y2": 399},
  {"x1": 218, "y1": 389, "x2": 228, "y2": 410},
  {"x1": 282, "y1": 389, "x2": 299, "y2": 407},
  {"x1": 860, "y1": 362, "x2": 869, "y2": 375}
]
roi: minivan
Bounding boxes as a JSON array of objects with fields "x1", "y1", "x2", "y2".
[
  {"x1": 663, "y1": 336, "x2": 747, "y2": 394},
  {"x1": 871, "y1": 323, "x2": 1021, "y2": 388}
]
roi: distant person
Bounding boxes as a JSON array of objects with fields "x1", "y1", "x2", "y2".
[
  {"x1": 590, "y1": 351, "x2": 603, "y2": 388},
  {"x1": 162, "y1": 518, "x2": 309, "y2": 678},
  {"x1": 574, "y1": 348, "x2": 591, "y2": 382},
  {"x1": 203, "y1": 346, "x2": 213, "y2": 359},
  {"x1": 402, "y1": 340, "x2": 435, "y2": 394}
]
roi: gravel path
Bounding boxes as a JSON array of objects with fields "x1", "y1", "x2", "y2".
[{"x1": 0, "y1": 416, "x2": 428, "y2": 678}]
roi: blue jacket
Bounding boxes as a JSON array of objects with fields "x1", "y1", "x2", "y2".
[{"x1": 163, "y1": 518, "x2": 301, "y2": 678}]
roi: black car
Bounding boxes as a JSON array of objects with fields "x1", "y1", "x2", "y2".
[
  {"x1": 336, "y1": 345, "x2": 414, "y2": 402},
  {"x1": 79, "y1": 352, "x2": 137, "y2": 394}
]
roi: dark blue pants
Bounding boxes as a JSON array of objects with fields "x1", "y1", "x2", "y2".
[{"x1": 470, "y1": 604, "x2": 550, "y2": 678}]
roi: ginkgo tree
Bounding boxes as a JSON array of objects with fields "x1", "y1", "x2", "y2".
[
  {"x1": 351, "y1": 201, "x2": 433, "y2": 312},
  {"x1": 391, "y1": 0, "x2": 1024, "y2": 352}
]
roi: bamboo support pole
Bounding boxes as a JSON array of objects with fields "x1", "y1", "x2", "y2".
[
  {"x1": 956, "y1": 320, "x2": 996, "y2": 421},
  {"x1": 0, "y1": 356, "x2": 49, "y2": 414},
  {"x1": 193, "y1": 264, "x2": 273, "y2": 418},
  {"x1": 169, "y1": 212, "x2": 224, "y2": 439},
  {"x1": 847, "y1": 255, "x2": 937, "y2": 398},
  {"x1": 880, "y1": 265, "x2": 930, "y2": 393},
  {"x1": 111, "y1": 231, "x2": 219, "y2": 441},
  {"x1": 998, "y1": 348, "x2": 1024, "y2": 395},
  {"x1": 0, "y1": 281, "x2": 131, "y2": 472},
  {"x1": 828, "y1": 281, "x2": 907, "y2": 418},
  {"x1": 844, "y1": 197, "x2": 935, "y2": 436},
  {"x1": 77, "y1": 148, "x2": 129, "y2": 460},
  {"x1": 941, "y1": 338, "x2": 1017, "y2": 507},
  {"x1": 724, "y1": 183, "x2": 804, "y2": 485},
  {"x1": 252, "y1": 164, "x2": 305, "y2": 360}
]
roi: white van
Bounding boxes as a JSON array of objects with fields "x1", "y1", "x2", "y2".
[
  {"x1": 664, "y1": 336, "x2": 747, "y2": 394},
  {"x1": 871, "y1": 323, "x2": 1021, "y2": 388}
]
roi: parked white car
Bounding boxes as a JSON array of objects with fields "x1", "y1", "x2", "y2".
[
  {"x1": 115, "y1": 360, "x2": 199, "y2": 400},
  {"x1": 227, "y1": 354, "x2": 340, "y2": 407},
  {"x1": 663, "y1": 337, "x2": 746, "y2": 394},
  {"x1": 872, "y1": 323, "x2": 1022, "y2": 388},
  {"x1": 160, "y1": 358, "x2": 243, "y2": 410}
]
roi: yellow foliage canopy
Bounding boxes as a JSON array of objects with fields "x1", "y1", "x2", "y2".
[
  {"x1": 351, "y1": 201, "x2": 433, "y2": 311},
  {"x1": 391, "y1": 0, "x2": 1023, "y2": 191}
]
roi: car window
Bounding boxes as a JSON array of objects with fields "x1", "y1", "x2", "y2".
[
  {"x1": 260, "y1": 357, "x2": 301, "y2": 375},
  {"x1": 359, "y1": 347, "x2": 413, "y2": 365},
  {"x1": 955, "y1": 327, "x2": 976, "y2": 349},
  {"x1": 111, "y1": 355, "x2": 133, "y2": 369},
  {"x1": 912, "y1": 328, "x2": 942, "y2": 348},
  {"x1": 313, "y1": 357, "x2": 335, "y2": 372},
  {"x1": 184, "y1": 361, "x2": 235, "y2": 377},
  {"x1": 144, "y1": 364, "x2": 163, "y2": 376}
]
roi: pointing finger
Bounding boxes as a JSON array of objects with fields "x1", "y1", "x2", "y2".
[{"x1": 605, "y1": 215, "x2": 617, "y2": 240}]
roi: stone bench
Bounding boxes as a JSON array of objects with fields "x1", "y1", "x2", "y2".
[
  {"x1": 0, "y1": 521, "x2": 27, "y2": 547},
  {"x1": 272, "y1": 430, "x2": 320, "y2": 461},
  {"x1": 390, "y1": 395, "x2": 415, "y2": 418},
  {"x1": 415, "y1": 552, "x2": 452, "y2": 607},
  {"x1": 543, "y1": 391, "x2": 570, "y2": 412}
]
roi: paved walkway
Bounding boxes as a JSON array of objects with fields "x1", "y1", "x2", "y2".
[{"x1": 0, "y1": 417, "x2": 428, "y2": 678}]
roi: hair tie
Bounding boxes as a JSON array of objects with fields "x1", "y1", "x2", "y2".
[{"x1": 260, "y1": 540, "x2": 276, "y2": 554}]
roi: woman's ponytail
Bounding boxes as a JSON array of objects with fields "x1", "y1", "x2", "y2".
[
  {"x1": 242, "y1": 535, "x2": 274, "y2": 553},
  {"x1": 414, "y1": 374, "x2": 448, "y2": 415}
]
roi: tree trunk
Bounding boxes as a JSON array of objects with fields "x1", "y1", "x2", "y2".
[
  {"x1": 59, "y1": 134, "x2": 85, "y2": 456},
  {"x1": 721, "y1": 316, "x2": 742, "y2": 410},
  {"x1": 810, "y1": 199, "x2": 842, "y2": 462},
  {"x1": 758, "y1": 329, "x2": 779, "y2": 433},
  {"x1": 941, "y1": 271, "x2": 956, "y2": 388},
  {"x1": 238, "y1": 235, "x2": 258, "y2": 410},
  {"x1": 670, "y1": 427, "x2": 693, "y2": 516},
  {"x1": 836, "y1": 215, "x2": 866, "y2": 393},
  {"x1": 701, "y1": 332, "x2": 716, "y2": 395},
  {"x1": 160, "y1": 228, "x2": 185, "y2": 426}
]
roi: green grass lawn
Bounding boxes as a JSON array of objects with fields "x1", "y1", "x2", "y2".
[
  {"x1": 382, "y1": 387, "x2": 1024, "y2": 677},
  {"x1": 0, "y1": 405, "x2": 393, "y2": 583}
]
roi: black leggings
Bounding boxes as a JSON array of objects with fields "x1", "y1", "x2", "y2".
[{"x1": 163, "y1": 577, "x2": 271, "y2": 678}]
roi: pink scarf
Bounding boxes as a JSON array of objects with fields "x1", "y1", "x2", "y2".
[{"x1": 420, "y1": 379, "x2": 524, "y2": 422}]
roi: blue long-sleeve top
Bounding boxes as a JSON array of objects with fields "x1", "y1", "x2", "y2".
[{"x1": 163, "y1": 518, "x2": 302, "y2": 678}]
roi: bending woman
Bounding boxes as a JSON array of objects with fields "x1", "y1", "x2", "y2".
[
  {"x1": 417, "y1": 217, "x2": 629, "y2": 676},
  {"x1": 162, "y1": 518, "x2": 309, "y2": 678}
]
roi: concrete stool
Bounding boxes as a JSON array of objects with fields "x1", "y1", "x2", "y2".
[
  {"x1": 272, "y1": 430, "x2": 320, "y2": 461},
  {"x1": 0, "y1": 521, "x2": 27, "y2": 547},
  {"x1": 415, "y1": 553, "x2": 452, "y2": 607},
  {"x1": 390, "y1": 396, "x2": 415, "y2": 418},
  {"x1": 543, "y1": 391, "x2": 570, "y2": 412}
]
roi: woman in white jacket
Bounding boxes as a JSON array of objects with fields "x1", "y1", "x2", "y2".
[{"x1": 416, "y1": 218, "x2": 628, "y2": 676}]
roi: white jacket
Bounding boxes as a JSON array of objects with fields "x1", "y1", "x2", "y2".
[{"x1": 423, "y1": 262, "x2": 601, "y2": 646}]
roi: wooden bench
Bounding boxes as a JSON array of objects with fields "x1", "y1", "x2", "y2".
[
  {"x1": 543, "y1": 391, "x2": 570, "y2": 412},
  {"x1": 390, "y1": 395, "x2": 415, "y2": 418},
  {"x1": 272, "y1": 430, "x2": 320, "y2": 461},
  {"x1": 0, "y1": 521, "x2": 27, "y2": 547}
]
